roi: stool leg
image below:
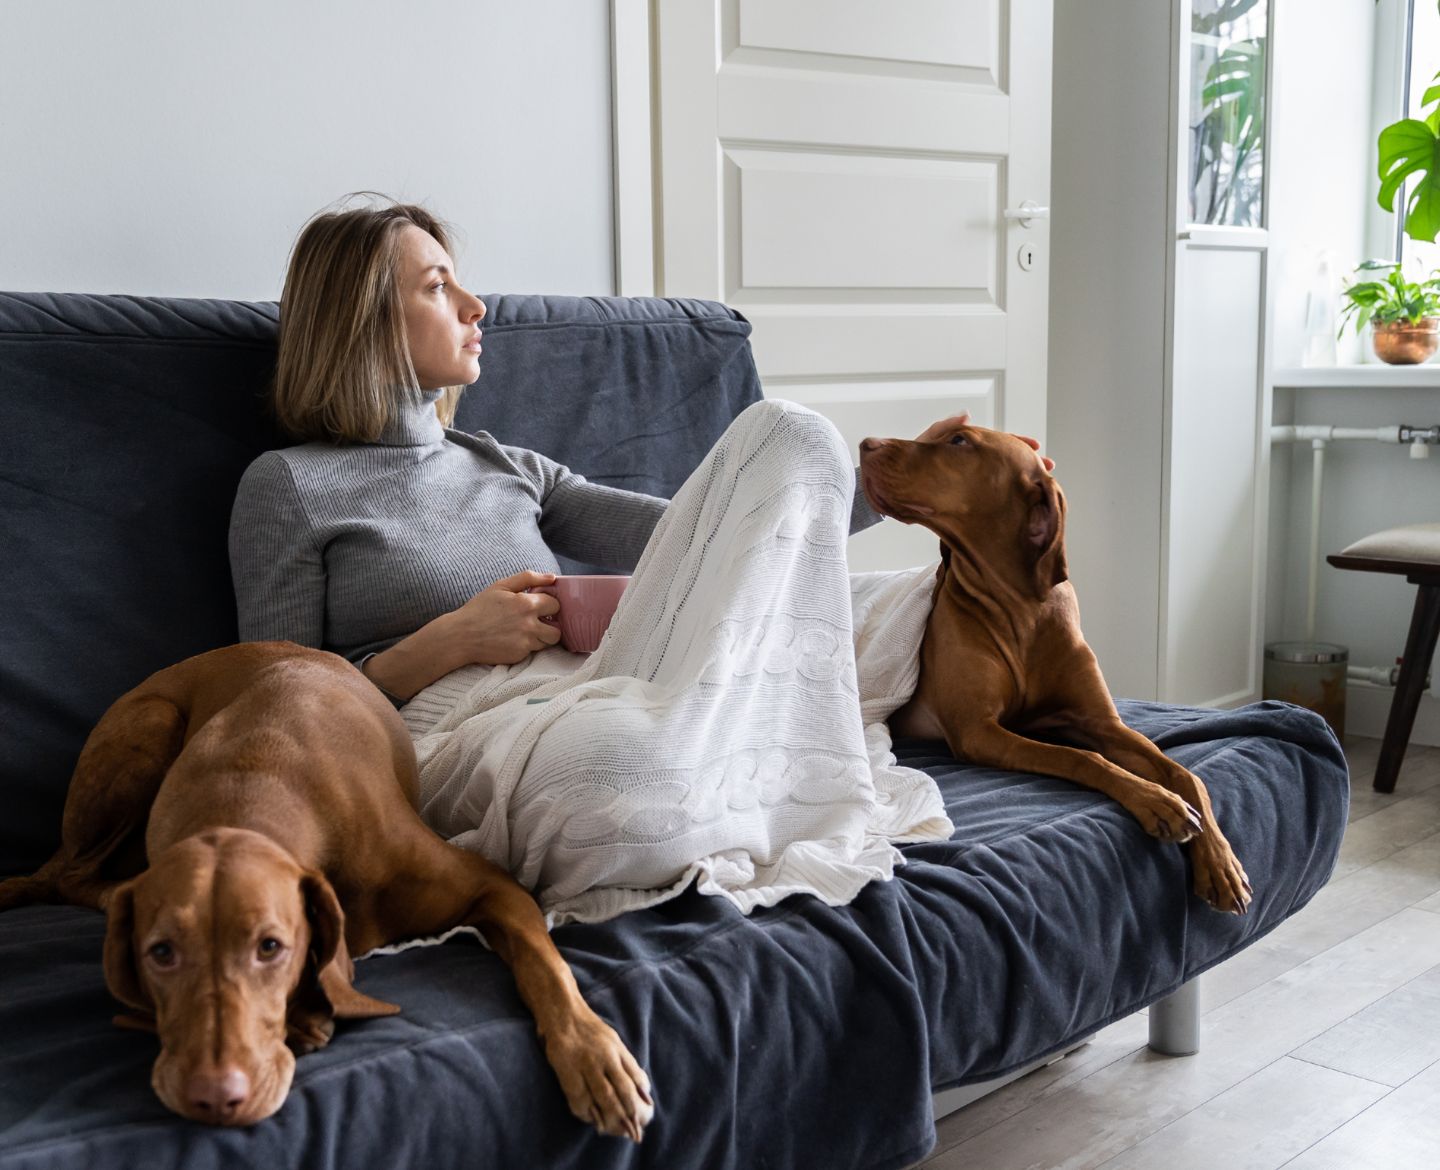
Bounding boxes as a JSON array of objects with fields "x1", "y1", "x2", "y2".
[{"x1": 1375, "y1": 583, "x2": 1440, "y2": 794}]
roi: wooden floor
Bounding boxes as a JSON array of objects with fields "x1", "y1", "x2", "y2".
[{"x1": 912, "y1": 737, "x2": 1440, "y2": 1170}]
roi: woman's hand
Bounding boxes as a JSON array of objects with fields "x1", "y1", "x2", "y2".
[
  {"x1": 915, "y1": 412, "x2": 1054, "y2": 472},
  {"x1": 446, "y1": 570, "x2": 564, "y2": 666},
  {"x1": 360, "y1": 570, "x2": 563, "y2": 702}
]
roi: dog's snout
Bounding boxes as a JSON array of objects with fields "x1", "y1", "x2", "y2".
[{"x1": 187, "y1": 1066, "x2": 252, "y2": 1122}]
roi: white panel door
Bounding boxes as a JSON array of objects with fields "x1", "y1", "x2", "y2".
[{"x1": 655, "y1": 0, "x2": 1054, "y2": 571}]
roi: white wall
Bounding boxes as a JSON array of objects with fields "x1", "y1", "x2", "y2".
[
  {"x1": 1267, "y1": 0, "x2": 1440, "y2": 744},
  {"x1": 1268, "y1": 0, "x2": 1375, "y2": 370},
  {"x1": 0, "y1": 1, "x2": 615, "y2": 301},
  {"x1": 1273, "y1": 388, "x2": 1440, "y2": 744}
]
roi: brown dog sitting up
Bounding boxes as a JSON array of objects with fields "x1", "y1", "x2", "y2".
[
  {"x1": 0, "y1": 642, "x2": 653, "y2": 1137},
  {"x1": 859, "y1": 422, "x2": 1251, "y2": 915}
]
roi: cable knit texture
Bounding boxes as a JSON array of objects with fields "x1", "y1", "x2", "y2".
[{"x1": 402, "y1": 400, "x2": 953, "y2": 926}]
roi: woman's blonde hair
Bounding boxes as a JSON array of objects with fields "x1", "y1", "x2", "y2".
[{"x1": 272, "y1": 196, "x2": 465, "y2": 443}]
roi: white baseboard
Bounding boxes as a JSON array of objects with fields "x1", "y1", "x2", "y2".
[{"x1": 1344, "y1": 683, "x2": 1440, "y2": 747}]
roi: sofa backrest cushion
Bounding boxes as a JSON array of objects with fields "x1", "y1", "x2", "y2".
[{"x1": 0, "y1": 291, "x2": 760, "y2": 874}]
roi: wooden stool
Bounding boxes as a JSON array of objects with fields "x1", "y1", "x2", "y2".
[{"x1": 1327, "y1": 523, "x2": 1440, "y2": 793}]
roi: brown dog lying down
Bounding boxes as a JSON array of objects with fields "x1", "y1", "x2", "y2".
[
  {"x1": 0, "y1": 642, "x2": 653, "y2": 1137},
  {"x1": 859, "y1": 422, "x2": 1251, "y2": 915}
]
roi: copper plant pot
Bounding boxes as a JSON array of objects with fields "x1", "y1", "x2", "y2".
[{"x1": 1372, "y1": 318, "x2": 1440, "y2": 364}]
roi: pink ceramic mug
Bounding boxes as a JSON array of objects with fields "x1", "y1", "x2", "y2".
[{"x1": 529, "y1": 575, "x2": 631, "y2": 653}]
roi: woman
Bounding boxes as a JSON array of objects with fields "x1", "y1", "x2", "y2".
[
  {"x1": 230, "y1": 202, "x2": 662, "y2": 697},
  {"x1": 231, "y1": 198, "x2": 1044, "y2": 924}
]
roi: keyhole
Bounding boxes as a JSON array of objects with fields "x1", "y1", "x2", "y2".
[{"x1": 1018, "y1": 243, "x2": 1036, "y2": 271}]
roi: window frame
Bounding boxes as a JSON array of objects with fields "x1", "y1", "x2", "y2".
[{"x1": 1368, "y1": 0, "x2": 1419, "y2": 264}]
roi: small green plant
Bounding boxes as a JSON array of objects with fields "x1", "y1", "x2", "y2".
[{"x1": 1338, "y1": 261, "x2": 1440, "y2": 337}]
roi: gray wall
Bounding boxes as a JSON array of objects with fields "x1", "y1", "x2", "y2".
[{"x1": 0, "y1": 1, "x2": 614, "y2": 301}]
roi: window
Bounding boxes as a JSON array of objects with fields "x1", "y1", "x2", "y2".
[
  {"x1": 1187, "y1": 0, "x2": 1269, "y2": 228},
  {"x1": 1398, "y1": 0, "x2": 1440, "y2": 271}
]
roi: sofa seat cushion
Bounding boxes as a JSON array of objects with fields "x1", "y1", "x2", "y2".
[{"x1": 0, "y1": 699, "x2": 1346, "y2": 1170}]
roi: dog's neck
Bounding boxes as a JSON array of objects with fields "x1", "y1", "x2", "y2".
[
  {"x1": 937, "y1": 538, "x2": 1052, "y2": 622},
  {"x1": 935, "y1": 539, "x2": 1053, "y2": 693}
]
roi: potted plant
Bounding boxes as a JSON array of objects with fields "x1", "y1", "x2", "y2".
[
  {"x1": 1338, "y1": 261, "x2": 1440, "y2": 364},
  {"x1": 1371, "y1": 1, "x2": 1440, "y2": 364}
]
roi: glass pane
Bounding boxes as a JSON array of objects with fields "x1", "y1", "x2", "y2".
[
  {"x1": 1401, "y1": 0, "x2": 1440, "y2": 271},
  {"x1": 1188, "y1": 0, "x2": 1268, "y2": 227}
]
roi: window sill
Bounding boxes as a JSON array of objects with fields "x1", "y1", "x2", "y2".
[{"x1": 1272, "y1": 365, "x2": 1440, "y2": 389}]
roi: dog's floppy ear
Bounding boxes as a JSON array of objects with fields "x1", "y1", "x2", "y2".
[
  {"x1": 103, "y1": 879, "x2": 157, "y2": 1032},
  {"x1": 301, "y1": 869, "x2": 344, "y2": 973},
  {"x1": 1025, "y1": 476, "x2": 1068, "y2": 599},
  {"x1": 287, "y1": 871, "x2": 398, "y2": 1054},
  {"x1": 301, "y1": 871, "x2": 400, "y2": 1022}
]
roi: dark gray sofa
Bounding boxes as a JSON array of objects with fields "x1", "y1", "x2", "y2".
[{"x1": 0, "y1": 291, "x2": 1348, "y2": 1170}]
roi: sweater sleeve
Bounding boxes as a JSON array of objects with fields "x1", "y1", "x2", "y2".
[
  {"x1": 497, "y1": 443, "x2": 667, "y2": 572},
  {"x1": 500, "y1": 443, "x2": 884, "y2": 570},
  {"x1": 849, "y1": 478, "x2": 884, "y2": 534},
  {"x1": 228, "y1": 452, "x2": 326, "y2": 647}
]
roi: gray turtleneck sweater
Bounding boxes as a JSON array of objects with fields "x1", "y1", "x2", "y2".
[{"x1": 229, "y1": 391, "x2": 882, "y2": 664}]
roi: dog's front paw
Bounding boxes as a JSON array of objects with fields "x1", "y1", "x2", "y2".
[
  {"x1": 545, "y1": 1012, "x2": 654, "y2": 1143},
  {"x1": 1139, "y1": 791, "x2": 1203, "y2": 844},
  {"x1": 1191, "y1": 837, "x2": 1252, "y2": 915}
]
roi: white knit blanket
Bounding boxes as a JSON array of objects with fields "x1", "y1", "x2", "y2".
[{"x1": 399, "y1": 401, "x2": 954, "y2": 927}]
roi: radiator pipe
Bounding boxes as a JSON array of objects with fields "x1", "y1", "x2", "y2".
[
  {"x1": 1348, "y1": 663, "x2": 1432, "y2": 689},
  {"x1": 1269, "y1": 422, "x2": 1440, "y2": 643},
  {"x1": 1270, "y1": 423, "x2": 1439, "y2": 458},
  {"x1": 1307, "y1": 440, "x2": 1324, "y2": 642}
]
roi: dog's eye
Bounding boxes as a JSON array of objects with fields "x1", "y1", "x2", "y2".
[
  {"x1": 147, "y1": 941, "x2": 177, "y2": 968},
  {"x1": 949, "y1": 433, "x2": 969, "y2": 446},
  {"x1": 257, "y1": 938, "x2": 284, "y2": 961}
]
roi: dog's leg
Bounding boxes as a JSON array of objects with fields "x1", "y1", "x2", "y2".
[
  {"x1": 0, "y1": 863, "x2": 66, "y2": 913},
  {"x1": 1026, "y1": 646, "x2": 1252, "y2": 915},
  {"x1": 0, "y1": 693, "x2": 185, "y2": 914},
  {"x1": 953, "y1": 720, "x2": 1204, "y2": 844},
  {"x1": 375, "y1": 844, "x2": 654, "y2": 1143},
  {"x1": 1059, "y1": 720, "x2": 1251, "y2": 915}
]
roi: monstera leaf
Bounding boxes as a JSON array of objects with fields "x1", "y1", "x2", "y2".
[
  {"x1": 1202, "y1": 39, "x2": 1263, "y2": 152},
  {"x1": 1378, "y1": 73, "x2": 1440, "y2": 243},
  {"x1": 1193, "y1": 36, "x2": 1266, "y2": 224}
]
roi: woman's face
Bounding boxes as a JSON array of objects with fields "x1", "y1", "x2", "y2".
[{"x1": 398, "y1": 224, "x2": 486, "y2": 390}]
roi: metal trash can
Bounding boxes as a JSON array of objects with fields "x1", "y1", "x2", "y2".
[{"x1": 1263, "y1": 641, "x2": 1348, "y2": 739}]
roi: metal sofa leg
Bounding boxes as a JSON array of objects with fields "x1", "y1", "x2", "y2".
[{"x1": 1148, "y1": 978, "x2": 1200, "y2": 1055}]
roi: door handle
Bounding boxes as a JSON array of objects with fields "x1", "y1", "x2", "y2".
[{"x1": 1003, "y1": 202, "x2": 1050, "y2": 228}]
